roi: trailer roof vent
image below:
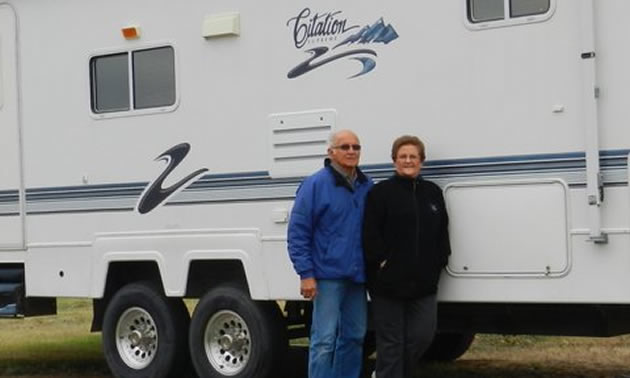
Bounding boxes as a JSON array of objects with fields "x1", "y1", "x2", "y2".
[{"x1": 268, "y1": 109, "x2": 336, "y2": 178}]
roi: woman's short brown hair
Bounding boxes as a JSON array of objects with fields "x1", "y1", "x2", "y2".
[{"x1": 391, "y1": 135, "x2": 425, "y2": 162}]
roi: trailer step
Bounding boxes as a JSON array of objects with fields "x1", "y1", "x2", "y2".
[
  {"x1": 0, "y1": 268, "x2": 23, "y2": 283},
  {"x1": 0, "y1": 265, "x2": 55, "y2": 318},
  {"x1": 0, "y1": 265, "x2": 23, "y2": 317},
  {"x1": 0, "y1": 282, "x2": 21, "y2": 293},
  {"x1": 0, "y1": 303, "x2": 17, "y2": 317}
]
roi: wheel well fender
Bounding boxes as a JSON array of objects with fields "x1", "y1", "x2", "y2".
[{"x1": 91, "y1": 261, "x2": 163, "y2": 332}]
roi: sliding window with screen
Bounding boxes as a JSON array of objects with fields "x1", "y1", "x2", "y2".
[
  {"x1": 467, "y1": 0, "x2": 554, "y2": 29},
  {"x1": 90, "y1": 46, "x2": 177, "y2": 117}
]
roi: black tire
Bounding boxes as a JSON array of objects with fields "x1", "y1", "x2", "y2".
[
  {"x1": 422, "y1": 332, "x2": 476, "y2": 361},
  {"x1": 102, "y1": 281, "x2": 190, "y2": 378},
  {"x1": 189, "y1": 285, "x2": 288, "y2": 378}
]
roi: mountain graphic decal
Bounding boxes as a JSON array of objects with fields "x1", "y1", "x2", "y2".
[{"x1": 334, "y1": 18, "x2": 399, "y2": 48}]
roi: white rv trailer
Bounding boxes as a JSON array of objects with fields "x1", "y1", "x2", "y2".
[{"x1": 1, "y1": 0, "x2": 630, "y2": 376}]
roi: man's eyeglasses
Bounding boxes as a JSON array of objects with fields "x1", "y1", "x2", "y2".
[{"x1": 333, "y1": 144, "x2": 362, "y2": 151}]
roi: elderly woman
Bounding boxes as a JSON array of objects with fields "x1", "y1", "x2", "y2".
[{"x1": 363, "y1": 135, "x2": 451, "y2": 378}]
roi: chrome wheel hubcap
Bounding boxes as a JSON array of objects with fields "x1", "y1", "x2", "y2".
[
  {"x1": 204, "y1": 310, "x2": 251, "y2": 375},
  {"x1": 115, "y1": 307, "x2": 158, "y2": 369}
]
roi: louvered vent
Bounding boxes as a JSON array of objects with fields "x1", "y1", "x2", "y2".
[{"x1": 268, "y1": 109, "x2": 336, "y2": 178}]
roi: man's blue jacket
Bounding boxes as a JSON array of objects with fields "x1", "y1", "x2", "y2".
[{"x1": 288, "y1": 159, "x2": 373, "y2": 283}]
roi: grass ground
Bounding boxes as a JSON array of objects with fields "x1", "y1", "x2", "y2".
[
  {"x1": 0, "y1": 299, "x2": 107, "y2": 376},
  {"x1": 2, "y1": 299, "x2": 630, "y2": 377},
  {"x1": 431, "y1": 334, "x2": 630, "y2": 378}
]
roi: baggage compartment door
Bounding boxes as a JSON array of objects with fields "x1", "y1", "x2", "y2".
[{"x1": 445, "y1": 180, "x2": 570, "y2": 277}]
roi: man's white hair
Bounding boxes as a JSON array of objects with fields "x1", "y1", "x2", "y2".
[{"x1": 328, "y1": 129, "x2": 359, "y2": 148}]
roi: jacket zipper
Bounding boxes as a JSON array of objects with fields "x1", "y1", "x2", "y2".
[{"x1": 413, "y1": 179, "x2": 419, "y2": 260}]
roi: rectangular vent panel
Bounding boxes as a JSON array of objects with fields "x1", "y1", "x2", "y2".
[{"x1": 268, "y1": 109, "x2": 335, "y2": 178}]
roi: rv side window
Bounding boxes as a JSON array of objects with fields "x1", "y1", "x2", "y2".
[
  {"x1": 90, "y1": 46, "x2": 175, "y2": 115},
  {"x1": 469, "y1": 0, "x2": 504, "y2": 23},
  {"x1": 133, "y1": 47, "x2": 175, "y2": 110},
  {"x1": 510, "y1": 0, "x2": 550, "y2": 18},
  {"x1": 468, "y1": 0, "x2": 551, "y2": 24},
  {"x1": 90, "y1": 53, "x2": 130, "y2": 113}
]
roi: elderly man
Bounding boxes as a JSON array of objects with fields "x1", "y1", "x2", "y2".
[{"x1": 288, "y1": 129, "x2": 373, "y2": 378}]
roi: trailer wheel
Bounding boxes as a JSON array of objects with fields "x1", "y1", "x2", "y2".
[
  {"x1": 189, "y1": 285, "x2": 287, "y2": 378},
  {"x1": 102, "y1": 282, "x2": 190, "y2": 378},
  {"x1": 422, "y1": 332, "x2": 476, "y2": 361}
]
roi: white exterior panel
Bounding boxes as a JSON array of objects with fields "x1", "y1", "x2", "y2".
[{"x1": 0, "y1": 0, "x2": 627, "y2": 306}]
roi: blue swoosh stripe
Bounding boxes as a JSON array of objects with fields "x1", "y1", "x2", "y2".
[{"x1": 0, "y1": 150, "x2": 628, "y2": 211}]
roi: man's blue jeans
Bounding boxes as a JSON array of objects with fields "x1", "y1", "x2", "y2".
[{"x1": 309, "y1": 279, "x2": 367, "y2": 378}]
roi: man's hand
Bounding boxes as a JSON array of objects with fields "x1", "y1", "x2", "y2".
[{"x1": 300, "y1": 278, "x2": 317, "y2": 300}]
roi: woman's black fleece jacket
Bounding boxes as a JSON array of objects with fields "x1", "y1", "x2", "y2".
[{"x1": 362, "y1": 174, "x2": 451, "y2": 299}]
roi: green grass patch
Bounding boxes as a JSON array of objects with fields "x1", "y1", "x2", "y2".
[
  {"x1": 0, "y1": 298, "x2": 109, "y2": 376},
  {"x1": 3, "y1": 299, "x2": 630, "y2": 377}
]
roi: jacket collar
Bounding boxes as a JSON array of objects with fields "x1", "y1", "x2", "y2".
[
  {"x1": 392, "y1": 173, "x2": 422, "y2": 188},
  {"x1": 324, "y1": 158, "x2": 368, "y2": 191}
]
